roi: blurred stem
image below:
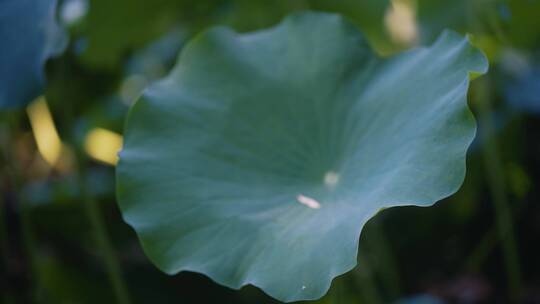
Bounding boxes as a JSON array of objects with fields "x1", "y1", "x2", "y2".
[
  {"x1": 0, "y1": 195, "x2": 14, "y2": 304},
  {"x1": 464, "y1": 228, "x2": 497, "y2": 272},
  {"x1": 0, "y1": 195, "x2": 7, "y2": 264},
  {"x1": 365, "y1": 220, "x2": 401, "y2": 299},
  {"x1": 474, "y1": 78, "x2": 521, "y2": 298},
  {"x1": 74, "y1": 152, "x2": 131, "y2": 304},
  {"x1": 57, "y1": 75, "x2": 131, "y2": 304},
  {"x1": 18, "y1": 192, "x2": 39, "y2": 299},
  {"x1": 354, "y1": 255, "x2": 383, "y2": 304},
  {"x1": 0, "y1": 114, "x2": 39, "y2": 303},
  {"x1": 484, "y1": 0, "x2": 510, "y2": 46},
  {"x1": 330, "y1": 278, "x2": 345, "y2": 304},
  {"x1": 351, "y1": 219, "x2": 401, "y2": 304},
  {"x1": 466, "y1": 200, "x2": 527, "y2": 272}
]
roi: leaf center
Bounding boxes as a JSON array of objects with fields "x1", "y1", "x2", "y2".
[{"x1": 323, "y1": 171, "x2": 340, "y2": 188}]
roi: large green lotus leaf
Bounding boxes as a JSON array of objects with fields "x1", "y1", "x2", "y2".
[
  {"x1": 0, "y1": 0, "x2": 66, "y2": 108},
  {"x1": 117, "y1": 12, "x2": 487, "y2": 302}
]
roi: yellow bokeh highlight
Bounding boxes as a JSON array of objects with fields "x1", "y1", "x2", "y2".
[
  {"x1": 385, "y1": 0, "x2": 418, "y2": 46},
  {"x1": 27, "y1": 97, "x2": 63, "y2": 166},
  {"x1": 84, "y1": 128, "x2": 123, "y2": 166}
]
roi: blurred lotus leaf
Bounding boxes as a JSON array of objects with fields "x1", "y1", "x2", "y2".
[
  {"x1": 81, "y1": 0, "x2": 224, "y2": 69},
  {"x1": 82, "y1": 0, "x2": 392, "y2": 69},
  {"x1": 506, "y1": 0, "x2": 540, "y2": 48},
  {"x1": 117, "y1": 12, "x2": 487, "y2": 302},
  {"x1": 0, "y1": 0, "x2": 66, "y2": 108},
  {"x1": 220, "y1": 0, "x2": 390, "y2": 50},
  {"x1": 417, "y1": 0, "x2": 470, "y2": 43},
  {"x1": 417, "y1": 0, "x2": 540, "y2": 49},
  {"x1": 309, "y1": 0, "x2": 391, "y2": 51},
  {"x1": 505, "y1": 67, "x2": 540, "y2": 113}
]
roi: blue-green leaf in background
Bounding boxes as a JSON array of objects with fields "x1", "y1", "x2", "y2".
[
  {"x1": 117, "y1": 11, "x2": 487, "y2": 302},
  {"x1": 0, "y1": 0, "x2": 66, "y2": 109}
]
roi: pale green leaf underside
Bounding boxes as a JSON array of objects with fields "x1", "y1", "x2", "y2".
[{"x1": 117, "y1": 12, "x2": 487, "y2": 302}]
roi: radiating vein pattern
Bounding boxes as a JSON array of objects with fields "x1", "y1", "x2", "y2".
[{"x1": 117, "y1": 11, "x2": 487, "y2": 302}]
